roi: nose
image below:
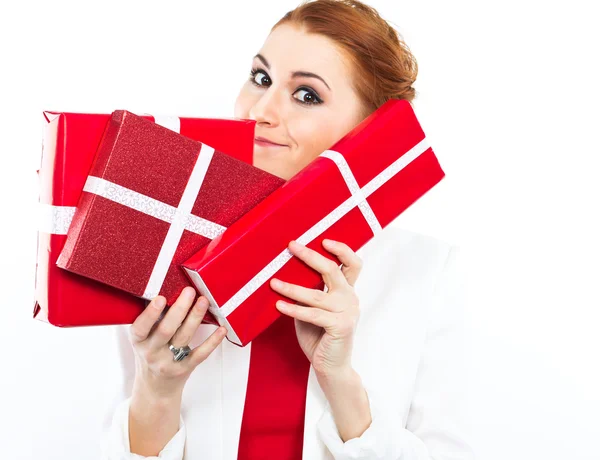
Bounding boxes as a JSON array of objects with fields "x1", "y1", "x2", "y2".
[{"x1": 248, "y1": 87, "x2": 282, "y2": 127}]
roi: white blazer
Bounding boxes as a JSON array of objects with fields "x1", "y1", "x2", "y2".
[{"x1": 100, "y1": 225, "x2": 476, "y2": 459}]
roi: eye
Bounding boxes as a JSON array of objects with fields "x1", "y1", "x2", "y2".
[
  {"x1": 249, "y1": 68, "x2": 271, "y2": 87},
  {"x1": 293, "y1": 88, "x2": 323, "y2": 106},
  {"x1": 248, "y1": 67, "x2": 323, "y2": 106}
]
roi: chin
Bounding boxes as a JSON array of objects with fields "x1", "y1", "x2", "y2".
[{"x1": 252, "y1": 156, "x2": 283, "y2": 179}]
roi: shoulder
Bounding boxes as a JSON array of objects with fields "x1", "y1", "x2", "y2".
[
  {"x1": 353, "y1": 225, "x2": 461, "y2": 331},
  {"x1": 356, "y1": 224, "x2": 458, "y2": 285}
]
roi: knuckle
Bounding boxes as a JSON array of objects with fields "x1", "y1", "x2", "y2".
[
  {"x1": 155, "y1": 324, "x2": 175, "y2": 340},
  {"x1": 144, "y1": 350, "x2": 157, "y2": 363},
  {"x1": 129, "y1": 326, "x2": 144, "y2": 342},
  {"x1": 325, "y1": 261, "x2": 339, "y2": 275},
  {"x1": 154, "y1": 359, "x2": 185, "y2": 378},
  {"x1": 171, "y1": 366, "x2": 188, "y2": 378},
  {"x1": 155, "y1": 362, "x2": 171, "y2": 377},
  {"x1": 312, "y1": 290, "x2": 326, "y2": 304},
  {"x1": 174, "y1": 332, "x2": 191, "y2": 345},
  {"x1": 308, "y1": 308, "x2": 320, "y2": 321}
]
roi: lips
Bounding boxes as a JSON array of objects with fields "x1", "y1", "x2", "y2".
[{"x1": 254, "y1": 136, "x2": 287, "y2": 147}]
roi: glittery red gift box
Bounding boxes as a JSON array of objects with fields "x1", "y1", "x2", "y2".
[
  {"x1": 182, "y1": 99, "x2": 445, "y2": 347},
  {"x1": 35, "y1": 110, "x2": 264, "y2": 327},
  {"x1": 56, "y1": 110, "x2": 284, "y2": 309}
]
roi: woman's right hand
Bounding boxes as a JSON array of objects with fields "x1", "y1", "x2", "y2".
[{"x1": 128, "y1": 286, "x2": 228, "y2": 400}]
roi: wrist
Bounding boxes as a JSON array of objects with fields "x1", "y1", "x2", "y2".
[
  {"x1": 315, "y1": 366, "x2": 372, "y2": 442},
  {"x1": 132, "y1": 376, "x2": 183, "y2": 407},
  {"x1": 129, "y1": 378, "x2": 183, "y2": 456},
  {"x1": 315, "y1": 365, "x2": 357, "y2": 390}
]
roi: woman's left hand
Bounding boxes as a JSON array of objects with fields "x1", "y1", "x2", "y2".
[{"x1": 270, "y1": 239, "x2": 363, "y2": 377}]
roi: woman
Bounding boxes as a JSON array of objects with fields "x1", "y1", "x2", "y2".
[{"x1": 101, "y1": 1, "x2": 475, "y2": 459}]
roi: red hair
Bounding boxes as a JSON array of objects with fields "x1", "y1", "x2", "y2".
[{"x1": 272, "y1": 0, "x2": 419, "y2": 117}]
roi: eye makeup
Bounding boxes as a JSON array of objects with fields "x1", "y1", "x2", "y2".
[{"x1": 249, "y1": 67, "x2": 324, "y2": 106}]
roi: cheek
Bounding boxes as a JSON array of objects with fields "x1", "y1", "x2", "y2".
[
  {"x1": 294, "y1": 114, "x2": 342, "y2": 162},
  {"x1": 233, "y1": 85, "x2": 253, "y2": 118}
]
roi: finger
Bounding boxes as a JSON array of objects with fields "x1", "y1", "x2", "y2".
[
  {"x1": 322, "y1": 239, "x2": 363, "y2": 286},
  {"x1": 170, "y1": 296, "x2": 211, "y2": 348},
  {"x1": 149, "y1": 286, "x2": 197, "y2": 348},
  {"x1": 275, "y1": 301, "x2": 335, "y2": 329},
  {"x1": 186, "y1": 326, "x2": 228, "y2": 368},
  {"x1": 129, "y1": 295, "x2": 167, "y2": 344},
  {"x1": 288, "y1": 240, "x2": 346, "y2": 290},
  {"x1": 270, "y1": 278, "x2": 338, "y2": 312}
]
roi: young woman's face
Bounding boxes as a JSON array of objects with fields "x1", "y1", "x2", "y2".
[{"x1": 234, "y1": 23, "x2": 369, "y2": 180}]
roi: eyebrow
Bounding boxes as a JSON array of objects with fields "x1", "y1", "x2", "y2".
[{"x1": 254, "y1": 53, "x2": 331, "y2": 91}]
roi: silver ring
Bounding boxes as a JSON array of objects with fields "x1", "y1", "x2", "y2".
[{"x1": 169, "y1": 344, "x2": 192, "y2": 362}]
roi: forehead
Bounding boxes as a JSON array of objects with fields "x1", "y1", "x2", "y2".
[{"x1": 259, "y1": 24, "x2": 350, "y2": 80}]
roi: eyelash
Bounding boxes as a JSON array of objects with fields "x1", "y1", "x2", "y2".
[{"x1": 249, "y1": 67, "x2": 324, "y2": 106}]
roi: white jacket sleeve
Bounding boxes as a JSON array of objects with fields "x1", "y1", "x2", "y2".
[
  {"x1": 99, "y1": 324, "x2": 187, "y2": 459},
  {"x1": 316, "y1": 245, "x2": 476, "y2": 460}
]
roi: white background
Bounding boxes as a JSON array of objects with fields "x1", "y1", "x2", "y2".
[{"x1": 1, "y1": 1, "x2": 599, "y2": 459}]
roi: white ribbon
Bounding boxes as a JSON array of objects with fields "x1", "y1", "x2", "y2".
[
  {"x1": 152, "y1": 115, "x2": 181, "y2": 133},
  {"x1": 39, "y1": 181, "x2": 226, "y2": 240},
  {"x1": 319, "y1": 150, "x2": 383, "y2": 235},
  {"x1": 188, "y1": 137, "x2": 431, "y2": 330},
  {"x1": 81, "y1": 174, "x2": 226, "y2": 240},
  {"x1": 38, "y1": 203, "x2": 76, "y2": 235}
]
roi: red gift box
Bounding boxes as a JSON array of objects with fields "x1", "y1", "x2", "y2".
[
  {"x1": 56, "y1": 110, "x2": 284, "y2": 307},
  {"x1": 34, "y1": 109, "x2": 260, "y2": 327},
  {"x1": 182, "y1": 99, "x2": 444, "y2": 347}
]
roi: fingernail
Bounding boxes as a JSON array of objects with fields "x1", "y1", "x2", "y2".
[
  {"x1": 271, "y1": 278, "x2": 283, "y2": 288},
  {"x1": 195, "y1": 297, "x2": 207, "y2": 311},
  {"x1": 153, "y1": 297, "x2": 166, "y2": 309}
]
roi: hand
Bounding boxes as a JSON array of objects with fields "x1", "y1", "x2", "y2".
[
  {"x1": 270, "y1": 239, "x2": 363, "y2": 377},
  {"x1": 128, "y1": 286, "x2": 227, "y2": 400}
]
